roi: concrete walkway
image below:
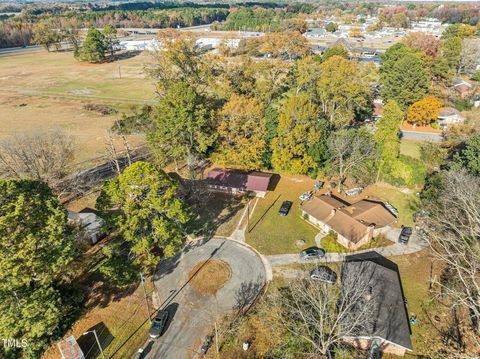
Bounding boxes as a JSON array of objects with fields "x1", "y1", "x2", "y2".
[{"x1": 266, "y1": 233, "x2": 427, "y2": 267}]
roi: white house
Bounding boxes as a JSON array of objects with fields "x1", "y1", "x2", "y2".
[
  {"x1": 68, "y1": 210, "x2": 105, "y2": 244},
  {"x1": 437, "y1": 107, "x2": 465, "y2": 129}
]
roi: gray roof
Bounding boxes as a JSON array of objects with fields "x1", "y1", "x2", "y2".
[{"x1": 342, "y1": 253, "x2": 413, "y2": 351}]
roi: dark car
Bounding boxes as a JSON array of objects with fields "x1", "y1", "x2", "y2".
[
  {"x1": 310, "y1": 266, "x2": 337, "y2": 284},
  {"x1": 300, "y1": 247, "x2": 326, "y2": 260},
  {"x1": 399, "y1": 226, "x2": 413, "y2": 244},
  {"x1": 149, "y1": 310, "x2": 169, "y2": 339},
  {"x1": 200, "y1": 335, "x2": 213, "y2": 354},
  {"x1": 278, "y1": 200, "x2": 293, "y2": 216}
]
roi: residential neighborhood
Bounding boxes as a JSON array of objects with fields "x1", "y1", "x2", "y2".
[{"x1": 1, "y1": 1, "x2": 480, "y2": 359}]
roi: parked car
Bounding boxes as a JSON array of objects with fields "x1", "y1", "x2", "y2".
[
  {"x1": 310, "y1": 266, "x2": 337, "y2": 284},
  {"x1": 345, "y1": 187, "x2": 363, "y2": 196},
  {"x1": 278, "y1": 200, "x2": 293, "y2": 216},
  {"x1": 300, "y1": 247, "x2": 326, "y2": 260},
  {"x1": 384, "y1": 202, "x2": 398, "y2": 218},
  {"x1": 149, "y1": 310, "x2": 169, "y2": 338},
  {"x1": 200, "y1": 335, "x2": 213, "y2": 354},
  {"x1": 399, "y1": 226, "x2": 413, "y2": 244},
  {"x1": 299, "y1": 191, "x2": 313, "y2": 201}
]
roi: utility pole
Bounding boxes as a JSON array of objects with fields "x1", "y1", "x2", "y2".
[
  {"x1": 214, "y1": 321, "x2": 219, "y2": 357},
  {"x1": 140, "y1": 272, "x2": 152, "y2": 323}
]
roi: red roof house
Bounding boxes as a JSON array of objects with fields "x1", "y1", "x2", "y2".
[{"x1": 207, "y1": 169, "x2": 273, "y2": 197}]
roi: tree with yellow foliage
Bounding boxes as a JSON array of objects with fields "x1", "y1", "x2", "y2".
[
  {"x1": 271, "y1": 94, "x2": 319, "y2": 174},
  {"x1": 406, "y1": 96, "x2": 443, "y2": 126},
  {"x1": 215, "y1": 94, "x2": 266, "y2": 171},
  {"x1": 316, "y1": 56, "x2": 372, "y2": 128}
]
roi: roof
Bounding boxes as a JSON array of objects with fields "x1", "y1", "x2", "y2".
[
  {"x1": 343, "y1": 200, "x2": 397, "y2": 227},
  {"x1": 342, "y1": 256, "x2": 413, "y2": 351},
  {"x1": 207, "y1": 169, "x2": 272, "y2": 192},
  {"x1": 68, "y1": 211, "x2": 104, "y2": 234},
  {"x1": 302, "y1": 195, "x2": 396, "y2": 244},
  {"x1": 57, "y1": 336, "x2": 85, "y2": 359},
  {"x1": 439, "y1": 107, "x2": 461, "y2": 118},
  {"x1": 453, "y1": 77, "x2": 473, "y2": 88},
  {"x1": 373, "y1": 102, "x2": 383, "y2": 117}
]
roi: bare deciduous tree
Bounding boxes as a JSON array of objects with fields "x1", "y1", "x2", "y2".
[
  {"x1": 420, "y1": 170, "x2": 480, "y2": 351},
  {"x1": 458, "y1": 39, "x2": 480, "y2": 75},
  {"x1": 271, "y1": 263, "x2": 376, "y2": 357},
  {"x1": 0, "y1": 130, "x2": 74, "y2": 186},
  {"x1": 328, "y1": 129, "x2": 377, "y2": 192}
]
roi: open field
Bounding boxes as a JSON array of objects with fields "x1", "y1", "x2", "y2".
[
  {"x1": 0, "y1": 51, "x2": 154, "y2": 163},
  {"x1": 245, "y1": 174, "x2": 319, "y2": 255}
]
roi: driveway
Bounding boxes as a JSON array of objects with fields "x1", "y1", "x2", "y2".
[
  {"x1": 267, "y1": 229, "x2": 427, "y2": 267},
  {"x1": 145, "y1": 238, "x2": 266, "y2": 359}
]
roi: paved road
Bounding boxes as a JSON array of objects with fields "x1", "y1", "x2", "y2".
[
  {"x1": 267, "y1": 230, "x2": 428, "y2": 267},
  {"x1": 400, "y1": 130, "x2": 444, "y2": 142},
  {"x1": 145, "y1": 238, "x2": 266, "y2": 359}
]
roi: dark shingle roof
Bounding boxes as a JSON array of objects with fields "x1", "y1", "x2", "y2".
[{"x1": 342, "y1": 254, "x2": 413, "y2": 351}]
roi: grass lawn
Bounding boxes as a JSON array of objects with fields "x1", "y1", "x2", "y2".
[
  {"x1": 0, "y1": 51, "x2": 153, "y2": 163},
  {"x1": 400, "y1": 140, "x2": 422, "y2": 160},
  {"x1": 186, "y1": 190, "x2": 247, "y2": 238},
  {"x1": 245, "y1": 175, "x2": 319, "y2": 255},
  {"x1": 361, "y1": 183, "x2": 420, "y2": 227},
  {"x1": 384, "y1": 250, "x2": 445, "y2": 358},
  {"x1": 189, "y1": 259, "x2": 232, "y2": 295}
]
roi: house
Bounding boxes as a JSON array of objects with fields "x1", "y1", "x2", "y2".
[
  {"x1": 68, "y1": 209, "x2": 106, "y2": 244},
  {"x1": 453, "y1": 77, "x2": 475, "y2": 98},
  {"x1": 206, "y1": 169, "x2": 273, "y2": 198},
  {"x1": 57, "y1": 336, "x2": 85, "y2": 359},
  {"x1": 437, "y1": 107, "x2": 465, "y2": 129},
  {"x1": 301, "y1": 194, "x2": 396, "y2": 250},
  {"x1": 341, "y1": 254, "x2": 413, "y2": 356},
  {"x1": 304, "y1": 28, "x2": 327, "y2": 38},
  {"x1": 474, "y1": 94, "x2": 480, "y2": 108},
  {"x1": 372, "y1": 99, "x2": 383, "y2": 121}
]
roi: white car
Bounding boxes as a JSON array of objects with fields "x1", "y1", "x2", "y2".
[{"x1": 299, "y1": 192, "x2": 313, "y2": 201}]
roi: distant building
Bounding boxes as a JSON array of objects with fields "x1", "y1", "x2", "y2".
[
  {"x1": 301, "y1": 194, "x2": 396, "y2": 250},
  {"x1": 341, "y1": 254, "x2": 413, "y2": 356},
  {"x1": 68, "y1": 210, "x2": 106, "y2": 245},
  {"x1": 453, "y1": 77, "x2": 475, "y2": 98},
  {"x1": 206, "y1": 169, "x2": 273, "y2": 198},
  {"x1": 304, "y1": 28, "x2": 327, "y2": 38},
  {"x1": 437, "y1": 107, "x2": 465, "y2": 129}
]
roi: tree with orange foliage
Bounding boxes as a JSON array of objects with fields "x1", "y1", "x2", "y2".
[{"x1": 406, "y1": 96, "x2": 443, "y2": 126}]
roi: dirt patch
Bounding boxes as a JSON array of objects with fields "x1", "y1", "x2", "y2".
[
  {"x1": 69, "y1": 89, "x2": 97, "y2": 95},
  {"x1": 188, "y1": 259, "x2": 232, "y2": 295}
]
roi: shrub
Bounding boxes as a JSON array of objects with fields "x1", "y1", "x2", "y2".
[
  {"x1": 453, "y1": 98, "x2": 473, "y2": 111},
  {"x1": 383, "y1": 155, "x2": 427, "y2": 187}
]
